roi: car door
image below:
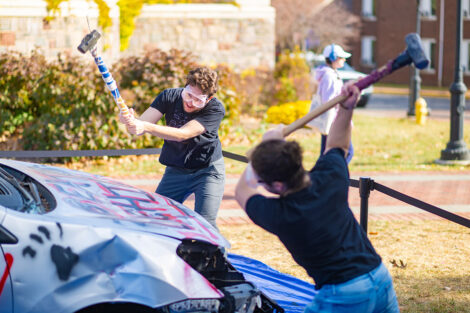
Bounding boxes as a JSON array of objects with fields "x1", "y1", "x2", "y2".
[{"x1": 0, "y1": 207, "x2": 15, "y2": 313}]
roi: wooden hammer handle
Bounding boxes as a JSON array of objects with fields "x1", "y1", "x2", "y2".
[
  {"x1": 245, "y1": 93, "x2": 348, "y2": 159},
  {"x1": 282, "y1": 93, "x2": 348, "y2": 137}
]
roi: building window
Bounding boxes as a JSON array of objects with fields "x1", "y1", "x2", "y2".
[
  {"x1": 462, "y1": 40, "x2": 470, "y2": 73},
  {"x1": 419, "y1": 0, "x2": 436, "y2": 18},
  {"x1": 362, "y1": 0, "x2": 376, "y2": 18},
  {"x1": 361, "y1": 36, "x2": 376, "y2": 66},
  {"x1": 421, "y1": 38, "x2": 436, "y2": 71},
  {"x1": 463, "y1": 0, "x2": 470, "y2": 19}
]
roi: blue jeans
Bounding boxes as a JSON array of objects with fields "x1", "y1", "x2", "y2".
[
  {"x1": 304, "y1": 263, "x2": 399, "y2": 313},
  {"x1": 321, "y1": 134, "x2": 354, "y2": 164},
  {"x1": 156, "y1": 157, "x2": 225, "y2": 230}
]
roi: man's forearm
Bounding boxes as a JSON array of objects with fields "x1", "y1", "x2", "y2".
[
  {"x1": 141, "y1": 121, "x2": 192, "y2": 142},
  {"x1": 324, "y1": 107, "x2": 353, "y2": 154}
]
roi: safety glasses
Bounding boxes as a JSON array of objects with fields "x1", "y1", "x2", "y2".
[{"x1": 182, "y1": 85, "x2": 208, "y2": 108}]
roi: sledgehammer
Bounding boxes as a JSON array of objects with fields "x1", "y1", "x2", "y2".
[
  {"x1": 77, "y1": 30, "x2": 130, "y2": 117},
  {"x1": 282, "y1": 33, "x2": 429, "y2": 137}
]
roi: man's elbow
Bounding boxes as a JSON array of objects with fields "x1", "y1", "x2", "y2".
[
  {"x1": 172, "y1": 136, "x2": 186, "y2": 142},
  {"x1": 325, "y1": 144, "x2": 349, "y2": 156},
  {"x1": 172, "y1": 132, "x2": 194, "y2": 142},
  {"x1": 234, "y1": 185, "x2": 242, "y2": 205},
  {"x1": 234, "y1": 185, "x2": 246, "y2": 209}
]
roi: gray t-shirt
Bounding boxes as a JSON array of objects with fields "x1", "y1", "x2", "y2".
[{"x1": 151, "y1": 88, "x2": 225, "y2": 169}]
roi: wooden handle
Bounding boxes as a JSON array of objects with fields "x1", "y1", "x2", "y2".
[
  {"x1": 245, "y1": 93, "x2": 348, "y2": 159},
  {"x1": 282, "y1": 93, "x2": 348, "y2": 137},
  {"x1": 116, "y1": 96, "x2": 130, "y2": 117}
]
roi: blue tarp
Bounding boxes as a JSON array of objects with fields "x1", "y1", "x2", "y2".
[{"x1": 227, "y1": 253, "x2": 317, "y2": 313}]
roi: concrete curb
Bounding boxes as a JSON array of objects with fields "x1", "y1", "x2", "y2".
[{"x1": 373, "y1": 86, "x2": 470, "y2": 98}]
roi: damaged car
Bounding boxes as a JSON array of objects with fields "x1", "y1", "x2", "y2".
[{"x1": 0, "y1": 159, "x2": 283, "y2": 313}]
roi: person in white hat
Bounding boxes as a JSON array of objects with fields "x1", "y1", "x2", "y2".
[{"x1": 307, "y1": 44, "x2": 354, "y2": 163}]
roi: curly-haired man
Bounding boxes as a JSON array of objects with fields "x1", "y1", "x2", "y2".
[{"x1": 120, "y1": 67, "x2": 225, "y2": 229}]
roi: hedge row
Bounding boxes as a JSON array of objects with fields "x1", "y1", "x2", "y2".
[{"x1": 0, "y1": 48, "x2": 312, "y2": 151}]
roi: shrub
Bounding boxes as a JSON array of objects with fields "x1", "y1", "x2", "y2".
[
  {"x1": 0, "y1": 50, "x2": 45, "y2": 138},
  {"x1": 0, "y1": 48, "x2": 245, "y2": 152},
  {"x1": 17, "y1": 52, "x2": 139, "y2": 151},
  {"x1": 265, "y1": 100, "x2": 311, "y2": 125},
  {"x1": 0, "y1": 50, "x2": 163, "y2": 152},
  {"x1": 114, "y1": 48, "x2": 198, "y2": 113},
  {"x1": 237, "y1": 67, "x2": 276, "y2": 117},
  {"x1": 212, "y1": 64, "x2": 242, "y2": 137},
  {"x1": 273, "y1": 47, "x2": 312, "y2": 104},
  {"x1": 0, "y1": 47, "x2": 315, "y2": 154}
]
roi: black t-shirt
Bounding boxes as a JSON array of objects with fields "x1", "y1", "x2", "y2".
[
  {"x1": 246, "y1": 148, "x2": 381, "y2": 289},
  {"x1": 150, "y1": 88, "x2": 225, "y2": 169}
]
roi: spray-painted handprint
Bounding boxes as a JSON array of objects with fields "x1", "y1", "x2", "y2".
[{"x1": 22, "y1": 223, "x2": 79, "y2": 281}]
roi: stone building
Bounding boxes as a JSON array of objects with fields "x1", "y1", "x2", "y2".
[
  {"x1": 0, "y1": 0, "x2": 120, "y2": 62},
  {"x1": 351, "y1": 0, "x2": 470, "y2": 87},
  {"x1": 0, "y1": 0, "x2": 275, "y2": 69},
  {"x1": 126, "y1": 0, "x2": 275, "y2": 69}
]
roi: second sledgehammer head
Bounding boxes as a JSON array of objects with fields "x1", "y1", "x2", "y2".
[
  {"x1": 77, "y1": 30, "x2": 101, "y2": 54},
  {"x1": 405, "y1": 33, "x2": 429, "y2": 70}
]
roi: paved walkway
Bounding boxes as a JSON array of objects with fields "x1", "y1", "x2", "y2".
[{"x1": 113, "y1": 172, "x2": 470, "y2": 226}]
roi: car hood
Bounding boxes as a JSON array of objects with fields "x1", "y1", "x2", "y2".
[{"x1": 0, "y1": 159, "x2": 229, "y2": 247}]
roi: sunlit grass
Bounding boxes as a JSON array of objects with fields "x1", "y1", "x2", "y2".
[
  {"x1": 337, "y1": 112, "x2": 468, "y2": 172},
  {"x1": 52, "y1": 112, "x2": 470, "y2": 176},
  {"x1": 289, "y1": 112, "x2": 470, "y2": 173}
]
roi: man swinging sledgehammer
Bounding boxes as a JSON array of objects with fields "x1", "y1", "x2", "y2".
[
  {"x1": 232, "y1": 32, "x2": 430, "y2": 312},
  {"x1": 235, "y1": 82, "x2": 400, "y2": 313},
  {"x1": 78, "y1": 30, "x2": 225, "y2": 230}
]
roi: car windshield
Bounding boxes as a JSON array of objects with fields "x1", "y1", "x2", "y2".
[{"x1": 0, "y1": 165, "x2": 56, "y2": 214}]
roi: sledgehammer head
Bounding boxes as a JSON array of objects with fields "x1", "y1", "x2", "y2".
[
  {"x1": 77, "y1": 30, "x2": 101, "y2": 54},
  {"x1": 393, "y1": 33, "x2": 429, "y2": 71},
  {"x1": 405, "y1": 33, "x2": 429, "y2": 69}
]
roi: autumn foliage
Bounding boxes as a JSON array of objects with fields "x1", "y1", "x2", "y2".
[{"x1": 0, "y1": 48, "x2": 313, "y2": 153}]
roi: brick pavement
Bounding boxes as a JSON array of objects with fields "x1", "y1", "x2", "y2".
[{"x1": 113, "y1": 172, "x2": 470, "y2": 226}]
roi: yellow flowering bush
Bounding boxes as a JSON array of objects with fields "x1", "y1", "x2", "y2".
[{"x1": 265, "y1": 100, "x2": 311, "y2": 125}]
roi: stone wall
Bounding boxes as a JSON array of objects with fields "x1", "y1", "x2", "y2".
[
  {"x1": 0, "y1": 0, "x2": 120, "y2": 62},
  {"x1": 126, "y1": 1, "x2": 276, "y2": 69},
  {"x1": 0, "y1": 0, "x2": 275, "y2": 69}
]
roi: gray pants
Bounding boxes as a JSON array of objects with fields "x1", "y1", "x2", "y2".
[{"x1": 156, "y1": 157, "x2": 225, "y2": 230}]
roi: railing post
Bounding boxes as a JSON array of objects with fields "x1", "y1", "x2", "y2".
[{"x1": 359, "y1": 177, "x2": 374, "y2": 233}]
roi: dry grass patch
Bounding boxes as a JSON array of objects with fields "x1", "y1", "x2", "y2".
[{"x1": 220, "y1": 220, "x2": 470, "y2": 313}]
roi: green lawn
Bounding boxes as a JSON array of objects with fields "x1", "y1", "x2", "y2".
[
  {"x1": 57, "y1": 112, "x2": 470, "y2": 176},
  {"x1": 217, "y1": 112, "x2": 470, "y2": 175},
  {"x1": 221, "y1": 220, "x2": 470, "y2": 313}
]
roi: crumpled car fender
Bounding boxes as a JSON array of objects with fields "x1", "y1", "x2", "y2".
[{"x1": 3, "y1": 214, "x2": 223, "y2": 313}]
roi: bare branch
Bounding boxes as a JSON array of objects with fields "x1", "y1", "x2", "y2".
[{"x1": 272, "y1": 0, "x2": 360, "y2": 52}]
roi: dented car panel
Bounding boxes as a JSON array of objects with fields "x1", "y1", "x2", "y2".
[
  {"x1": 0, "y1": 159, "x2": 282, "y2": 313},
  {"x1": 2, "y1": 214, "x2": 223, "y2": 313}
]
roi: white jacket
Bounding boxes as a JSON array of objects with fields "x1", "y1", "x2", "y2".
[{"x1": 307, "y1": 65, "x2": 343, "y2": 135}]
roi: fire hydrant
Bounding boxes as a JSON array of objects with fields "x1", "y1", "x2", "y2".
[{"x1": 415, "y1": 97, "x2": 428, "y2": 125}]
